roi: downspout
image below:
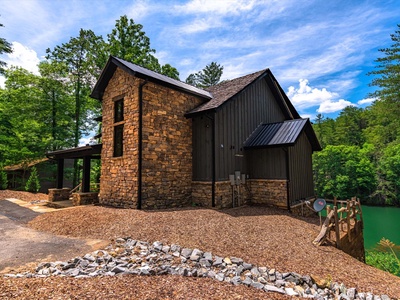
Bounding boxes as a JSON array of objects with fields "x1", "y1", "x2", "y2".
[
  {"x1": 137, "y1": 79, "x2": 148, "y2": 209},
  {"x1": 205, "y1": 112, "x2": 216, "y2": 207},
  {"x1": 283, "y1": 147, "x2": 291, "y2": 213}
]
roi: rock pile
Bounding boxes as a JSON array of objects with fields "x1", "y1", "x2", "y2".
[{"x1": 4, "y1": 238, "x2": 392, "y2": 300}]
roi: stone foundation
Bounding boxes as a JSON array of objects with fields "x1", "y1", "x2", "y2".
[
  {"x1": 249, "y1": 179, "x2": 288, "y2": 208},
  {"x1": 192, "y1": 181, "x2": 251, "y2": 208},
  {"x1": 72, "y1": 192, "x2": 99, "y2": 206},
  {"x1": 48, "y1": 188, "x2": 71, "y2": 202}
]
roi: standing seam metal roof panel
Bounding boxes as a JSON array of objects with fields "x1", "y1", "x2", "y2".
[{"x1": 244, "y1": 119, "x2": 308, "y2": 148}]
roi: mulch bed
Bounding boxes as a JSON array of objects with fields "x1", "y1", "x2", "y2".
[{"x1": 1, "y1": 190, "x2": 398, "y2": 299}]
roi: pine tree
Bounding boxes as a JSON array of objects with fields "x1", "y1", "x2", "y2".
[
  {"x1": 25, "y1": 166, "x2": 40, "y2": 193},
  {"x1": 185, "y1": 62, "x2": 223, "y2": 88}
]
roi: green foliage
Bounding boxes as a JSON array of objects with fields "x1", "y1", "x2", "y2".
[
  {"x1": 108, "y1": 15, "x2": 179, "y2": 79},
  {"x1": 0, "y1": 21, "x2": 13, "y2": 74},
  {"x1": 185, "y1": 62, "x2": 223, "y2": 88},
  {"x1": 0, "y1": 165, "x2": 7, "y2": 190},
  {"x1": 313, "y1": 25, "x2": 400, "y2": 205},
  {"x1": 25, "y1": 166, "x2": 40, "y2": 193},
  {"x1": 366, "y1": 238, "x2": 400, "y2": 276},
  {"x1": 313, "y1": 144, "x2": 376, "y2": 200}
]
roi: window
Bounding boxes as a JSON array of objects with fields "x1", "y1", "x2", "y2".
[
  {"x1": 113, "y1": 97, "x2": 124, "y2": 157},
  {"x1": 114, "y1": 99, "x2": 124, "y2": 122},
  {"x1": 114, "y1": 124, "x2": 123, "y2": 157}
]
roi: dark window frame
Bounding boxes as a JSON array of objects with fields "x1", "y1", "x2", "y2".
[
  {"x1": 114, "y1": 98, "x2": 124, "y2": 123},
  {"x1": 113, "y1": 124, "x2": 124, "y2": 157},
  {"x1": 113, "y1": 97, "x2": 124, "y2": 157}
]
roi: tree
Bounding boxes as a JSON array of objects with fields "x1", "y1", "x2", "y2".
[
  {"x1": 369, "y1": 24, "x2": 400, "y2": 104},
  {"x1": 185, "y1": 62, "x2": 223, "y2": 88},
  {"x1": 367, "y1": 24, "x2": 400, "y2": 146},
  {"x1": 0, "y1": 165, "x2": 7, "y2": 190},
  {"x1": 25, "y1": 166, "x2": 40, "y2": 192},
  {"x1": 313, "y1": 144, "x2": 376, "y2": 200},
  {"x1": 0, "y1": 21, "x2": 13, "y2": 74},
  {"x1": 335, "y1": 106, "x2": 366, "y2": 147},
  {"x1": 108, "y1": 15, "x2": 179, "y2": 79},
  {"x1": 46, "y1": 29, "x2": 105, "y2": 185},
  {"x1": 38, "y1": 61, "x2": 75, "y2": 151}
]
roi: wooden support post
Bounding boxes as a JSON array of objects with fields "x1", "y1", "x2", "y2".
[
  {"x1": 56, "y1": 159, "x2": 64, "y2": 189},
  {"x1": 82, "y1": 156, "x2": 91, "y2": 193},
  {"x1": 334, "y1": 205, "x2": 340, "y2": 249},
  {"x1": 346, "y1": 201, "x2": 351, "y2": 241}
]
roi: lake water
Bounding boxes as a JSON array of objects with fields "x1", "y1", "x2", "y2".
[{"x1": 362, "y1": 205, "x2": 400, "y2": 250}]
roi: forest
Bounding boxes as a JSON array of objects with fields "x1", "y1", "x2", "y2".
[{"x1": 0, "y1": 16, "x2": 399, "y2": 206}]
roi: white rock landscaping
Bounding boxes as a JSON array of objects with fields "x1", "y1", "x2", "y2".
[{"x1": 4, "y1": 238, "x2": 393, "y2": 300}]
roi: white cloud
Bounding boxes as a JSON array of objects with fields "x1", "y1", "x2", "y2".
[
  {"x1": 5, "y1": 42, "x2": 41, "y2": 74},
  {"x1": 0, "y1": 42, "x2": 41, "y2": 88},
  {"x1": 357, "y1": 97, "x2": 376, "y2": 105},
  {"x1": 287, "y1": 79, "x2": 354, "y2": 114},
  {"x1": 318, "y1": 100, "x2": 355, "y2": 114},
  {"x1": 174, "y1": 0, "x2": 257, "y2": 15},
  {"x1": 180, "y1": 17, "x2": 223, "y2": 34}
]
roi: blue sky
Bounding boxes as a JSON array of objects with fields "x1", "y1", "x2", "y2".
[{"x1": 0, "y1": 0, "x2": 399, "y2": 120}]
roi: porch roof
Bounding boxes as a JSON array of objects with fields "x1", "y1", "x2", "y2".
[{"x1": 46, "y1": 144, "x2": 102, "y2": 159}]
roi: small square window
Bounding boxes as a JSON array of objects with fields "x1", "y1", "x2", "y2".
[
  {"x1": 114, "y1": 99, "x2": 124, "y2": 123},
  {"x1": 114, "y1": 124, "x2": 123, "y2": 157}
]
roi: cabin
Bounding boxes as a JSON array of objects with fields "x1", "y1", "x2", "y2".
[
  {"x1": 4, "y1": 158, "x2": 74, "y2": 193},
  {"x1": 47, "y1": 56, "x2": 321, "y2": 210}
]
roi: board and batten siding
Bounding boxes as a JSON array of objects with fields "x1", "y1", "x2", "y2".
[
  {"x1": 288, "y1": 131, "x2": 314, "y2": 204},
  {"x1": 246, "y1": 147, "x2": 287, "y2": 179},
  {"x1": 213, "y1": 77, "x2": 286, "y2": 181},
  {"x1": 192, "y1": 115, "x2": 212, "y2": 180}
]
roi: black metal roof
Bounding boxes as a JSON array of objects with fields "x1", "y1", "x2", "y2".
[
  {"x1": 90, "y1": 56, "x2": 212, "y2": 100},
  {"x1": 244, "y1": 119, "x2": 321, "y2": 151},
  {"x1": 46, "y1": 144, "x2": 102, "y2": 159}
]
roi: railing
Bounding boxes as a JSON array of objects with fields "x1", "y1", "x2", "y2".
[{"x1": 313, "y1": 197, "x2": 363, "y2": 249}]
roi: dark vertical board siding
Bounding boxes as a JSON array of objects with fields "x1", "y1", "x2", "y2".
[
  {"x1": 246, "y1": 148, "x2": 286, "y2": 179},
  {"x1": 288, "y1": 132, "x2": 314, "y2": 203},
  {"x1": 213, "y1": 78, "x2": 286, "y2": 180},
  {"x1": 192, "y1": 116, "x2": 212, "y2": 180}
]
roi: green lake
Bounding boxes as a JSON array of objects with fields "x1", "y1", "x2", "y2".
[{"x1": 362, "y1": 205, "x2": 400, "y2": 251}]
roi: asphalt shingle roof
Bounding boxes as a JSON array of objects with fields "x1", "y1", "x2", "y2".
[{"x1": 185, "y1": 69, "x2": 266, "y2": 116}]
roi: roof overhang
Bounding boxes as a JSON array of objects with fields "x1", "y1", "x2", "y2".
[
  {"x1": 90, "y1": 56, "x2": 212, "y2": 101},
  {"x1": 46, "y1": 144, "x2": 102, "y2": 159},
  {"x1": 244, "y1": 119, "x2": 321, "y2": 151}
]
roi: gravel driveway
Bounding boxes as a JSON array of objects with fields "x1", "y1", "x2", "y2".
[{"x1": 0, "y1": 199, "x2": 107, "y2": 273}]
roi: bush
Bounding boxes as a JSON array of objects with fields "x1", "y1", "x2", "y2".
[
  {"x1": 25, "y1": 166, "x2": 40, "y2": 193},
  {"x1": 366, "y1": 238, "x2": 400, "y2": 277},
  {"x1": 0, "y1": 166, "x2": 7, "y2": 190}
]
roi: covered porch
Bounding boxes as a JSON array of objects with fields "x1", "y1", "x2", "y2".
[{"x1": 46, "y1": 144, "x2": 102, "y2": 206}]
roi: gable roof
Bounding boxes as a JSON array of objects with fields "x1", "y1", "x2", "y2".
[
  {"x1": 90, "y1": 56, "x2": 212, "y2": 100},
  {"x1": 185, "y1": 69, "x2": 300, "y2": 119},
  {"x1": 244, "y1": 119, "x2": 321, "y2": 151}
]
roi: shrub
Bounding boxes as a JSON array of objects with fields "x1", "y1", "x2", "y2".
[
  {"x1": 366, "y1": 238, "x2": 400, "y2": 277},
  {"x1": 0, "y1": 166, "x2": 7, "y2": 190},
  {"x1": 25, "y1": 166, "x2": 40, "y2": 193}
]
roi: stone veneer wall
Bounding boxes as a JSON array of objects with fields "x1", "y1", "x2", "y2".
[
  {"x1": 249, "y1": 179, "x2": 288, "y2": 208},
  {"x1": 192, "y1": 181, "x2": 251, "y2": 208},
  {"x1": 99, "y1": 68, "x2": 140, "y2": 208},
  {"x1": 141, "y1": 82, "x2": 204, "y2": 209}
]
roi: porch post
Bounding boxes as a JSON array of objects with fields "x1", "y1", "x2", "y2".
[
  {"x1": 82, "y1": 156, "x2": 91, "y2": 193},
  {"x1": 56, "y1": 159, "x2": 64, "y2": 189}
]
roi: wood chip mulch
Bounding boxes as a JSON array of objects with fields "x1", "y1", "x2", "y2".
[
  {"x1": 0, "y1": 190, "x2": 47, "y2": 202},
  {"x1": 0, "y1": 190, "x2": 398, "y2": 299}
]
